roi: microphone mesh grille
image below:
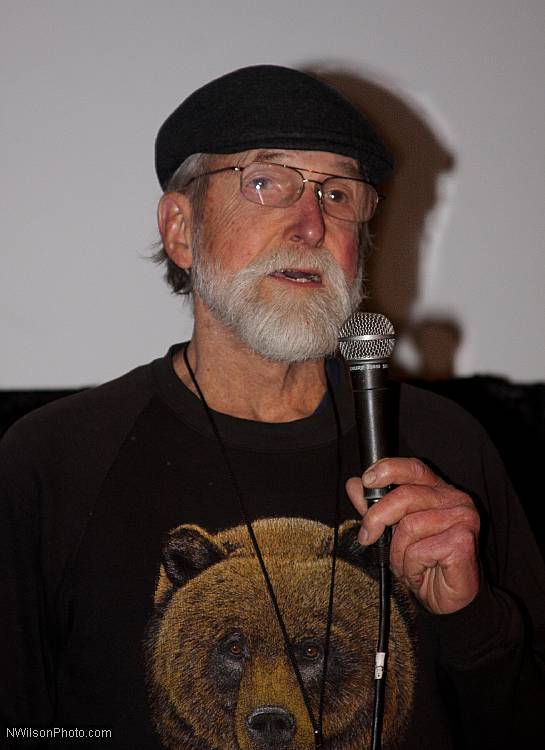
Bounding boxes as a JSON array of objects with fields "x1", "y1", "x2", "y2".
[{"x1": 338, "y1": 312, "x2": 396, "y2": 361}]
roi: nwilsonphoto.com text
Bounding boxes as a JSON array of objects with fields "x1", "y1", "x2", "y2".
[{"x1": 6, "y1": 727, "x2": 112, "y2": 741}]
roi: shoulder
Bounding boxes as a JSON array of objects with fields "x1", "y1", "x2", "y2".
[
  {"x1": 399, "y1": 381, "x2": 488, "y2": 440},
  {"x1": 0, "y1": 358, "x2": 158, "y2": 473},
  {"x1": 399, "y1": 380, "x2": 490, "y2": 442},
  {"x1": 397, "y1": 381, "x2": 495, "y2": 487}
]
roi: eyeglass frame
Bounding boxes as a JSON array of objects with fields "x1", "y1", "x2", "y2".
[{"x1": 183, "y1": 161, "x2": 385, "y2": 223}]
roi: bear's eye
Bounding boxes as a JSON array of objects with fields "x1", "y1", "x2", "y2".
[
  {"x1": 298, "y1": 639, "x2": 323, "y2": 661},
  {"x1": 220, "y1": 632, "x2": 248, "y2": 662}
]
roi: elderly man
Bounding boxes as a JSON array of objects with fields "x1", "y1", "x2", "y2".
[{"x1": 2, "y1": 66, "x2": 544, "y2": 750}]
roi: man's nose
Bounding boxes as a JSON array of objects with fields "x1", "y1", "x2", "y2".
[{"x1": 284, "y1": 183, "x2": 326, "y2": 248}]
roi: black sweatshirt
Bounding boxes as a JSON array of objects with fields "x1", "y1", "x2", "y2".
[{"x1": 1, "y1": 346, "x2": 544, "y2": 749}]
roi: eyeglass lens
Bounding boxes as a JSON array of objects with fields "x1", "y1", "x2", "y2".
[{"x1": 239, "y1": 163, "x2": 378, "y2": 222}]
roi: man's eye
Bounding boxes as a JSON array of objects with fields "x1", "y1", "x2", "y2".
[
  {"x1": 246, "y1": 176, "x2": 273, "y2": 191},
  {"x1": 324, "y1": 188, "x2": 350, "y2": 204}
]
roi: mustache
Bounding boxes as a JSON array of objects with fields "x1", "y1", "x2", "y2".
[{"x1": 229, "y1": 246, "x2": 342, "y2": 280}]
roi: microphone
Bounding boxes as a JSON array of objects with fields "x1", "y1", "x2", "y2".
[
  {"x1": 338, "y1": 312, "x2": 396, "y2": 504},
  {"x1": 339, "y1": 312, "x2": 396, "y2": 750}
]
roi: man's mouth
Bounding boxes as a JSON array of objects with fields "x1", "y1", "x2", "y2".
[{"x1": 269, "y1": 268, "x2": 322, "y2": 284}]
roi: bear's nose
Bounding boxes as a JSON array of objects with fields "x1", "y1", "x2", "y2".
[{"x1": 246, "y1": 705, "x2": 296, "y2": 746}]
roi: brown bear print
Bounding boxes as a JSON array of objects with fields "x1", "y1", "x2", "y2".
[{"x1": 146, "y1": 517, "x2": 416, "y2": 750}]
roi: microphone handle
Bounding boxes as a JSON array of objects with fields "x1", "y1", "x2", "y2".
[{"x1": 348, "y1": 359, "x2": 392, "y2": 504}]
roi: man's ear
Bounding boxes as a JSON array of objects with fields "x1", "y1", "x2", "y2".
[{"x1": 157, "y1": 192, "x2": 194, "y2": 269}]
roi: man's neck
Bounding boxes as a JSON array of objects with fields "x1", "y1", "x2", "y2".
[{"x1": 172, "y1": 303, "x2": 328, "y2": 423}]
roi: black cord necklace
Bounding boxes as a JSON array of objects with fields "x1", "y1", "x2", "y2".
[{"x1": 183, "y1": 344, "x2": 343, "y2": 749}]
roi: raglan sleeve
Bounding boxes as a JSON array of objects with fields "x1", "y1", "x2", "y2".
[
  {"x1": 0, "y1": 420, "x2": 57, "y2": 739},
  {"x1": 430, "y1": 430, "x2": 545, "y2": 748}
]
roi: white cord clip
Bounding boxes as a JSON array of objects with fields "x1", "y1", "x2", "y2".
[{"x1": 374, "y1": 651, "x2": 386, "y2": 680}]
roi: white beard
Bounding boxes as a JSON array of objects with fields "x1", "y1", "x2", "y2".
[{"x1": 192, "y1": 245, "x2": 363, "y2": 362}]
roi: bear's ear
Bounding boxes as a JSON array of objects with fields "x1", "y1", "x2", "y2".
[
  {"x1": 337, "y1": 520, "x2": 379, "y2": 580},
  {"x1": 161, "y1": 525, "x2": 226, "y2": 588},
  {"x1": 337, "y1": 520, "x2": 363, "y2": 560}
]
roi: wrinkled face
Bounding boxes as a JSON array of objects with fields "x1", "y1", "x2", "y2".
[
  {"x1": 191, "y1": 149, "x2": 365, "y2": 361},
  {"x1": 196, "y1": 149, "x2": 362, "y2": 280}
]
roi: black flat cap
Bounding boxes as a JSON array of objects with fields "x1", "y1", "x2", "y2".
[{"x1": 155, "y1": 65, "x2": 393, "y2": 189}]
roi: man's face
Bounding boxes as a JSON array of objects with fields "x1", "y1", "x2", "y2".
[{"x1": 191, "y1": 149, "x2": 364, "y2": 362}]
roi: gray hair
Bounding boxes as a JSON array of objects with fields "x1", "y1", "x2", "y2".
[{"x1": 152, "y1": 153, "x2": 212, "y2": 294}]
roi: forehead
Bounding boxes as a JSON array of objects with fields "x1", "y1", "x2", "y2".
[{"x1": 210, "y1": 149, "x2": 361, "y2": 178}]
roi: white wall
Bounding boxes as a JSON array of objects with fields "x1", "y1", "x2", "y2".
[{"x1": 2, "y1": 0, "x2": 544, "y2": 387}]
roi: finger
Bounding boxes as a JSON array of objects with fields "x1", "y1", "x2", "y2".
[
  {"x1": 363, "y1": 457, "x2": 447, "y2": 490},
  {"x1": 389, "y1": 505, "x2": 480, "y2": 578},
  {"x1": 400, "y1": 524, "x2": 480, "y2": 614},
  {"x1": 345, "y1": 477, "x2": 368, "y2": 517},
  {"x1": 361, "y1": 484, "x2": 474, "y2": 545}
]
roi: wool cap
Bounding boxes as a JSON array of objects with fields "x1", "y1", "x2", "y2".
[{"x1": 155, "y1": 65, "x2": 393, "y2": 189}]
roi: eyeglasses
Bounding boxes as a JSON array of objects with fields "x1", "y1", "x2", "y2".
[{"x1": 185, "y1": 161, "x2": 382, "y2": 223}]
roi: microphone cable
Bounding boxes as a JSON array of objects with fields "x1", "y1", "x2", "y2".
[{"x1": 371, "y1": 529, "x2": 391, "y2": 750}]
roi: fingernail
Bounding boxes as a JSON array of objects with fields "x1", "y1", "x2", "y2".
[
  {"x1": 363, "y1": 470, "x2": 376, "y2": 486},
  {"x1": 358, "y1": 528, "x2": 369, "y2": 545}
]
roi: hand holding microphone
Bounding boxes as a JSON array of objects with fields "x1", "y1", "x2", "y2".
[{"x1": 340, "y1": 313, "x2": 480, "y2": 616}]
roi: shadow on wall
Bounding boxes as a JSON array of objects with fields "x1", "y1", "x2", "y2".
[
  {"x1": 408, "y1": 318, "x2": 462, "y2": 381},
  {"x1": 304, "y1": 65, "x2": 457, "y2": 379},
  {"x1": 297, "y1": 67, "x2": 545, "y2": 559}
]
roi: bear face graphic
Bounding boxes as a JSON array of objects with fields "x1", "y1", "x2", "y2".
[{"x1": 146, "y1": 518, "x2": 415, "y2": 750}]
